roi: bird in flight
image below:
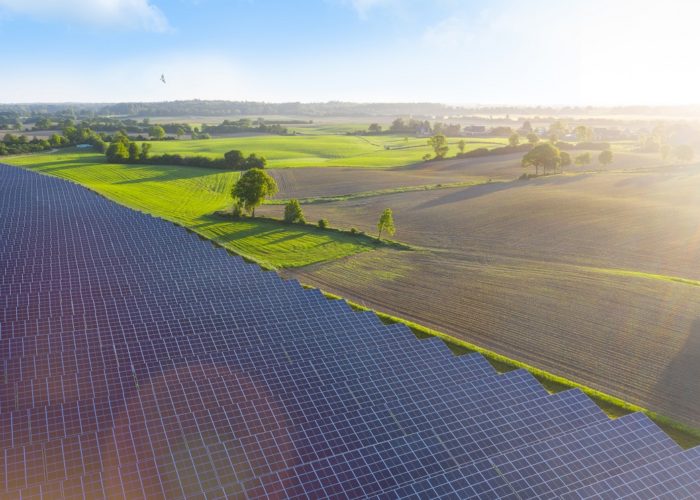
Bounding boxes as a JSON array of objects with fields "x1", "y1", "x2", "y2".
[{"x1": 160, "y1": 74, "x2": 166, "y2": 84}]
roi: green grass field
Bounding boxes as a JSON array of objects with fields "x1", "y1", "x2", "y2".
[
  {"x1": 145, "y1": 134, "x2": 507, "y2": 168},
  {"x1": 6, "y1": 149, "x2": 375, "y2": 268}
]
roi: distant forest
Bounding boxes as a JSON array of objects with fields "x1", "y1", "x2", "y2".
[{"x1": 2, "y1": 101, "x2": 700, "y2": 120}]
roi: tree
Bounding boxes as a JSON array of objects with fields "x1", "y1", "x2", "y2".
[
  {"x1": 243, "y1": 153, "x2": 267, "y2": 170},
  {"x1": 549, "y1": 120, "x2": 566, "y2": 138},
  {"x1": 368, "y1": 123, "x2": 382, "y2": 134},
  {"x1": 62, "y1": 125, "x2": 78, "y2": 144},
  {"x1": 377, "y1": 208, "x2": 395, "y2": 240},
  {"x1": 675, "y1": 144, "x2": 694, "y2": 162},
  {"x1": 660, "y1": 143, "x2": 671, "y2": 161},
  {"x1": 140, "y1": 143, "x2": 151, "y2": 161},
  {"x1": 526, "y1": 133, "x2": 540, "y2": 145},
  {"x1": 318, "y1": 218, "x2": 329, "y2": 229},
  {"x1": 231, "y1": 168, "x2": 278, "y2": 217},
  {"x1": 283, "y1": 199, "x2": 306, "y2": 224},
  {"x1": 457, "y1": 139, "x2": 466, "y2": 154},
  {"x1": 559, "y1": 151, "x2": 571, "y2": 173},
  {"x1": 128, "y1": 142, "x2": 140, "y2": 163},
  {"x1": 149, "y1": 125, "x2": 166, "y2": 140},
  {"x1": 175, "y1": 126, "x2": 186, "y2": 139},
  {"x1": 574, "y1": 125, "x2": 593, "y2": 142},
  {"x1": 508, "y1": 134, "x2": 520, "y2": 147},
  {"x1": 519, "y1": 120, "x2": 533, "y2": 135},
  {"x1": 49, "y1": 133, "x2": 67, "y2": 147},
  {"x1": 521, "y1": 142, "x2": 561, "y2": 176},
  {"x1": 224, "y1": 150, "x2": 245, "y2": 168},
  {"x1": 598, "y1": 149, "x2": 613, "y2": 167},
  {"x1": 105, "y1": 140, "x2": 129, "y2": 163},
  {"x1": 427, "y1": 134, "x2": 449, "y2": 159},
  {"x1": 574, "y1": 152, "x2": 591, "y2": 166},
  {"x1": 35, "y1": 117, "x2": 51, "y2": 129}
]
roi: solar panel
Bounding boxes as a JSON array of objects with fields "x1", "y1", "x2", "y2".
[
  {"x1": 564, "y1": 445, "x2": 700, "y2": 499},
  {"x1": 387, "y1": 412, "x2": 682, "y2": 499},
  {"x1": 1, "y1": 163, "x2": 697, "y2": 499}
]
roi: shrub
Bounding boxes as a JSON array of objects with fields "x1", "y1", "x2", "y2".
[
  {"x1": 318, "y1": 218, "x2": 329, "y2": 229},
  {"x1": 283, "y1": 199, "x2": 306, "y2": 224},
  {"x1": 231, "y1": 202, "x2": 243, "y2": 218},
  {"x1": 350, "y1": 227, "x2": 358, "y2": 234}
]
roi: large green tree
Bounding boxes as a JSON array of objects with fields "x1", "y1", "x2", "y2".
[
  {"x1": 377, "y1": 208, "x2": 395, "y2": 240},
  {"x1": 231, "y1": 168, "x2": 278, "y2": 217},
  {"x1": 521, "y1": 142, "x2": 561, "y2": 176}
]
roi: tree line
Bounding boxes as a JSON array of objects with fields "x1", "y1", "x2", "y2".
[
  {"x1": 521, "y1": 143, "x2": 613, "y2": 176},
  {"x1": 0, "y1": 124, "x2": 106, "y2": 156},
  {"x1": 230, "y1": 169, "x2": 396, "y2": 240},
  {"x1": 104, "y1": 134, "x2": 267, "y2": 170}
]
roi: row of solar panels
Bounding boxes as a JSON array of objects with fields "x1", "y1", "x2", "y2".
[{"x1": 1, "y1": 163, "x2": 699, "y2": 498}]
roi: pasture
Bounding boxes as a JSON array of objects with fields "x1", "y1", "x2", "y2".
[
  {"x1": 143, "y1": 134, "x2": 507, "y2": 168},
  {"x1": 6, "y1": 150, "x2": 375, "y2": 268}
]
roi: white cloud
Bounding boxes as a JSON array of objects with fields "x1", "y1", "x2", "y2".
[{"x1": 0, "y1": 0, "x2": 170, "y2": 32}]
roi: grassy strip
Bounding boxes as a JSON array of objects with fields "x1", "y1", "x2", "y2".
[
  {"x1": 589, "y1": 267, "x2": 700, "y2": 288},
  {"x1": 265, "y1": 180, "x2": 491, "y2": 205},
  {"x1": 311, "y1": 288, "x2": 700, "y2": 449},
  {"x1": 213, "y1": 211, "x2": 414, "y2": 251}
]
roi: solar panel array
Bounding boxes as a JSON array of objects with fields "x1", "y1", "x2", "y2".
[{"x1": 1, "y1": 162, "x2": 698, "y2": 499}]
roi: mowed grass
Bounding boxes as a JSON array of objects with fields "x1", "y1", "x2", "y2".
[
  {"x1": 6, "y1": 149, "x2": 375, "y2": 268},
  {"x1": 144, "y1": 134, "x2": 507, "y2": 168}
]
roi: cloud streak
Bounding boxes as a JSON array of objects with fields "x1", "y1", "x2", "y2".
[{"x1": 0, "y1": 0, "x2": 170, "y2": 32}]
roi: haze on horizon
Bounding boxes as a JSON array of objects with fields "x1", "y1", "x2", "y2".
[{"x1": 1, "y1": 0, "x2": 699, "y2": 107}]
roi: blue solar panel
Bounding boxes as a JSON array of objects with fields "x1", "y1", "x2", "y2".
[
  {"x1": 564, "y1": 445, "x2": 700, "y2": 499},
  {"x1": 1, "y1": 163, "x2": 697, "y2": 499},
  {"x1": 386, "y1": 412, "x2": 682, "y2": 499}
]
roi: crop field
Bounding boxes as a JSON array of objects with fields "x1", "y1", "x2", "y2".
[
  {"x1": 266, "y1": 162, "x2": 700, "y2": 429},
  {"x1": 5, "y1": 150, "x2": 375, "y2": 268},
  {"x1": 144, "y1": 134, "x2": 507, "y2": 168},
  {"x1": 267, "y1": 150, "x2": 665, "y2": 201}
]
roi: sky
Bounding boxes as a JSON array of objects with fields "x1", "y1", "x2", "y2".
[{"x1": 1, "y1": 0, "x2": 699, "y2": 105}]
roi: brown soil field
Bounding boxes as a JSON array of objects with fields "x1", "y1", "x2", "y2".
[
  {"x1": 260, "y1": 159, "x2": 700, "y2": 428},
  {"x1": 270, "y1": 151, "x2": 664, "y2": 200}
]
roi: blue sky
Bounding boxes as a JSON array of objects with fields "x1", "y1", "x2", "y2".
[{"x1": 1, "y1": 0, "x2": 699, "y2": 105}]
